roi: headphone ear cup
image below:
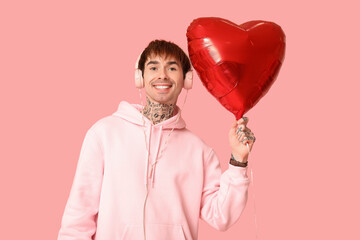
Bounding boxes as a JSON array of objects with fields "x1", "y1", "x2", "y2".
[
  {"x1": 135, "y1": 69, "x2": 144, "y2": 88},
  {"x1": 183, "y1": 70, "x2": 193, "y2": 90}
]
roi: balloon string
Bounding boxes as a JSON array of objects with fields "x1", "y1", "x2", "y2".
[{"x1": 247, "y1": 142, "x2": 258, "y2": 238}]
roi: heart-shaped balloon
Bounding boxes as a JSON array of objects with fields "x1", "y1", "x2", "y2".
[{"x1": 186, "y1": 17, "x2": 286, "y2": 120}]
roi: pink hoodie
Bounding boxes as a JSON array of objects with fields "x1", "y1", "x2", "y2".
[{"x1": 57, "y1": 101, "x2": 250, "y2": 240}]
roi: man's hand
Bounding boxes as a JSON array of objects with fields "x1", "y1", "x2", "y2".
[{"x1": 228, "y1": 116, "x2": 256, "y2": 163}]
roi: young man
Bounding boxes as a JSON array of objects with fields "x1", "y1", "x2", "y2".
[{"x1": 57, "y1": 40, "x2": 256, "y2": 240}]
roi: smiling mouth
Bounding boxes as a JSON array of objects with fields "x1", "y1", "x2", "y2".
[
  {"x1": 154, "y1": 85, "x2": 171, "y2": 89},
  {"x1": 152, "y1": 83, "x2": 173, "y2": 89}
]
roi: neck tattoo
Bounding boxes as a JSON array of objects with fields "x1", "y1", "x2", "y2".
[{"x1": 141, "y1": 97, "x2": 175, "y2": 125}]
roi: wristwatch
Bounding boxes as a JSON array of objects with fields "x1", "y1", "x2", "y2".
[{"x1": 229, "y1": 153, "x2": 248, "y2": 167}]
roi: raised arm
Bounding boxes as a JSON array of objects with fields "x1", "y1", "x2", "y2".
[{"x1": 200, "y1": 149, "x2": 250, "y2": 231}]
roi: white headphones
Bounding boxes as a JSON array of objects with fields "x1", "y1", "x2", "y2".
[{"x1": 134, "y1": 52, "x2": 193, "y2": 89}]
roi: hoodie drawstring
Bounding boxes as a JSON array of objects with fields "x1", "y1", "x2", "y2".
[
  {"x1": 144, "y1": 124, "x2": 164, "y2": 188},
  {"x1": 150, "y1": 125, "x2": 163, "y2": 187},
  {"x1": 144, "y1": 124, "x2": 151, "y2": 186},
  {"x1": 149, "y1": 163, "x2": 156, "y2": 188}
]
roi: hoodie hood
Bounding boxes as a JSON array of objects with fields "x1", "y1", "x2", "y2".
[{"x1": 112, "y1": 101, "x2": 186, "y2": 129}]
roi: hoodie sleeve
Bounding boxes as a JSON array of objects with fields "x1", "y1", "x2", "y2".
[
  {"x1": 57, "y1": 127, "x2": 104, "y2": 240},
  {"x1": 199, "y1": 149, "x2": 250, "y2": 231}
]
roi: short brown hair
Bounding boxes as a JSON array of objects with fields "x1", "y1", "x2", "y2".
[{"x1": 138, "y1": 39, "x2": 191, "y2": 79}]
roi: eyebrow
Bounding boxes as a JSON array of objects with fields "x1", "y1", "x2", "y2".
[{"x1": 146, "y1": 61, "x2": 179, "y2": 66}]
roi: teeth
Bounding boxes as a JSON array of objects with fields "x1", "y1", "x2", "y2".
[{"x1": 154, "y1": 85, "x2": 171, "y2": 89}]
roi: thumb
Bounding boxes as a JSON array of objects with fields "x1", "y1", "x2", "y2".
[
  {"x1": 230, "y1": 120, "x2": 238, "y2": 134},
  {"x1": 231, "y1": 119, "x2": 238, "y2": 127}
]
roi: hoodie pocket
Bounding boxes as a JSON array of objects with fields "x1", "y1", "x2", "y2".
[{"x1": 120, "y1": 223, "x2": 186, "y2": 240}]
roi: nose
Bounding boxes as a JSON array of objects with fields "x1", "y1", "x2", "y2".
[{"x1": 158, "y1": 66, "x2": 168, "y2": 79}]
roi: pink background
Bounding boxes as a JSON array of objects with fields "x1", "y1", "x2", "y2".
[{"x1": 1, "y1": 0, "x2": 359, "y2": 239}]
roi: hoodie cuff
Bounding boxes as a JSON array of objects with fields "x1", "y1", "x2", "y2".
[{"x1": 228, "y1": 163, "x2": 249, "y2": 179}]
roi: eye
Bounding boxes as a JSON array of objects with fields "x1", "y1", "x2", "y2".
[
  {"x1": 169, "y1": 67, "x2": 177, "y2": 71},
  {"x1": 150, "y1": 67, "x2": 157, "y2": 71}
]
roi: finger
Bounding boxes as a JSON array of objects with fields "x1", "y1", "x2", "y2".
[
  {"x1": 237, "y1": 116, "x2": 249, "y2": 125},
  {"x1": 243, "y1": 134, "x2": 256, "y2": 145},
  {"x1": 242, "y1": 135, "x2": 254, "y2": 145},
  {"x1": 244, "y1": 130, "x2": 254, "y2": 136},
  {"x1": 236, "y1": 125, "x2": 243, "y2": 135},
  {"x1": 231, "y1": 120, "x2": 237, "y2": 130},
  {"x1": 231, "y1": 120, "x2": 239, "y2": 135},
  {"x1": 237, "y1": 131, "x2": 243, "y2": 140},
  {"x1": 238, "y1": 130, "x2": 250, "y2": 141},
  {"x1": 239, "y1": 131, "x2": 253, "y2": 143},
  {"x1": 236, "y1": 123, "x2": 250, "y2": 134},
  {"x1": 246, "y1": 137, "x2": 255, "y2": 151},
  {"x1": 241, "y1": 136, "x2": 249, "y2": 144},
  {"x1": 236, "y1": 120, "x2": 249, "y2": 134},
  {"x1": 250, "y1": 132, "x2": 256, "y2": 143},
  {"x1": 236, "y1": 126, "x2": 251, "y2": 136},
  {"x1": 243, "y1": 127, "x2": 251, "y2": 132}
]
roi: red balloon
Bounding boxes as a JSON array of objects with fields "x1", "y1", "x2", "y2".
[{"x1": 186, "y1": 17, "x2": 286, "y2": 120}]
